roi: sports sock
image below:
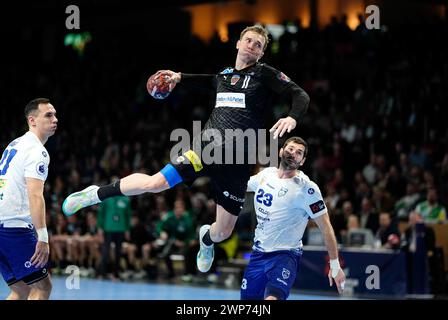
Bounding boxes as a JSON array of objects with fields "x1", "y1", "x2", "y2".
[
  {"x1": 202, "y1": 229, "x2": 214, "y2": 246},
  {"x1": 97, "y1": 180, "x2": 124, "y2": 201}
]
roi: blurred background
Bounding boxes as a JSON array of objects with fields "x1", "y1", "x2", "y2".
[{"x1": 0, "y1": 0, "x2": 447, "y2": 299}]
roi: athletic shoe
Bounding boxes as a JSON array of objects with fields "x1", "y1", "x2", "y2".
[
  {"x1": 196, "y1": 224, "x2": 214, "y2": 273},
  {"x1": 62, "y1": 185, "x2": 100, "y2": 216}
]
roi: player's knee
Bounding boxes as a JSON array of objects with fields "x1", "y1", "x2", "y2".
[
  {"x1": 30, "y1": 277, "x2": 53, "y2": 298},
  {"x1": 8, "y1": 286, "x2": 30, "y2": 300}
]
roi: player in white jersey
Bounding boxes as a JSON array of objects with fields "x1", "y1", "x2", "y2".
[
  {"x1": 0, "y1": 98, "x2": 57, "y2": 300},
  {"x1": 240, "y1": 137, "x2": 346, "y2": 300}
]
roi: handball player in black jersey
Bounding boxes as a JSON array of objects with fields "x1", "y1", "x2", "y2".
[{"x1": 62, "y1": 25, "x2": 310, "y2": 273}]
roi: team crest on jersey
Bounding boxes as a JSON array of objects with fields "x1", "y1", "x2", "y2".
[
  {"x1": 308, "y1": 188, "x2": 315, "y2": 195},
  {"x1": 278, "y1": 187, "x2": 288, "y2": 197},
  {"x1": 36, "y1": 162, "x2": 46, "y2": 175},
  {"x1": 282, "y1": 268, "x2": 290, "y2": 279},
  {"x1": 230, "y1": 75, "x2": 240, "y2": 85},
  {"x1": 278, "y1": 72, "x2": 290, "y2": 83},
  {"x1": 24, "y1": 261, "x2": 31, "y2": 268},
  {"x1": 220, "y1": 67, "x2": 233, "y2": 75}
]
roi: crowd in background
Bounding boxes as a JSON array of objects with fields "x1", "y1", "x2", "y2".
[{"x1": 1, "y1": 11, "x2": 447, "y2": 294}]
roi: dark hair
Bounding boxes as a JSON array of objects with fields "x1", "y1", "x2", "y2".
[
  {"x1": 282, "y1": 136, "x2": 308, "y2": 157},
  {"x1": 24, "y1": 98, "x2": 50, "y2": 120}
]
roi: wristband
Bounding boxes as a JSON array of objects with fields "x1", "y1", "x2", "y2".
[
  {"x1": 37, "y1": 228, "x2": 49, "y2": 243},
  {"x1": 330, "y1": 259, "x2": 340, "y2": 278}
]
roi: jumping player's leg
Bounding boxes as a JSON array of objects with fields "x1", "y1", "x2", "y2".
[
  {"x1": 197, "y1": 165, "x2": 250, "y2": 273},
  {"x1": 119, "y1": 172, "x2": 170, "y2": 195},
  {"x1": 6, "y1": 281, "x2": 30, "y2": 300},
  {"x1": 197, "y1": 205, "x2": 239, "y2": 273},
  {"x1": 62, "y1": 164, "x2": 180, "y2": 216},
  {"x1": 210, "y1": 205, "x2": 238, "y2": 243}
]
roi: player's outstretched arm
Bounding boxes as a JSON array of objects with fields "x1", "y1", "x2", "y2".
[
  {"x1": 152, "y1": 70, "x2": 216, "y2": 91},
  {"x1": 26, "y1": 178, "x2": 50, "y2": 268},
  {"x1": 314, "y1": 212, "x2": 346, "y2": 294}
]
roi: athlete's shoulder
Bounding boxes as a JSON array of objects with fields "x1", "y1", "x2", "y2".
[
  {"x1": 296, "y1": 171, "x2": 321, "y2": 193},
  {"x1": 258, "y1": 166, "x2": 277, "y2": 176},
  {"x1": 259, "y1": 63, "x2": 292, "y2": 83}
]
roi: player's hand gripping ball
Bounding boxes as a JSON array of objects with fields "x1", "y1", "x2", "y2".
[{"x1": 147, "y1": 72, "x2": 176, "y2": 99}]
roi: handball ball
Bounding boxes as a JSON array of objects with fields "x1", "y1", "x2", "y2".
[{"x1": 147, "y1": 73, "x2": 174, "y2": 100}]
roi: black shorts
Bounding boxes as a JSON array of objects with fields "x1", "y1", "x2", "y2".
[{"x1": 163, "y1": 149, "x2": 253, "y2": 216}]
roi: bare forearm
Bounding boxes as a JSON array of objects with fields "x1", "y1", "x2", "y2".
[
  {"x1": 29, "y1": 194, "x2": 46, "y2": 229},
  {"x1": 322, "y1": 226, "x2": 339, "y2": 260}
]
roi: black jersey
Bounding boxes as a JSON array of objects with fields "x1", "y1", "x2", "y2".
[{"x1": 181, "y1": 63, "x2": 309, "y2": 154}]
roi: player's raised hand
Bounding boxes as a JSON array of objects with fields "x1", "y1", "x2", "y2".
[
  {"x1": 30, "y1": 241, "x2": 50, "y2": 268},
  {"x1": 269, "y1": 116, "x2": 297, "y2": 139},
  {"x1": 154, "y1": 70, "x2": 181, "y2": 84},
  {"x1": 328, "y1": 268, "x2": 346, "y2": 294}
]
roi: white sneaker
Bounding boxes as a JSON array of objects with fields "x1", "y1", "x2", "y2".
[
  {"x1": 196, "y1": 225, "x2": 214, "y2": 273},
  {"x1": 62, "y1": 185, "x2": 100, "y2": 216}
]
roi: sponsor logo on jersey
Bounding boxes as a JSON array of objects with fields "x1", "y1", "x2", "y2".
[
  {"x1": 36, "y1": 162, "x2": 46, "y2": 175},
  {"x1": 230, "y1": 74, "x2": 240, "y2": 85},
  {"x1": 309, "y1": 200, "x2": 326, "y2": 214},
  {"x1": 278, "y1": 72, "x2": 291, "y2": 83},
  {"x1": 42, "y1": 151, "x2": 48, "y2": 157},
  {"x1": 266, "y1": 183, "x2": 275, "y2": 189},
  {"x1": 223, "y1": 190, "x2": 245, "y2": 203},
  {"x1": 308, "y1": 188, "x2": 315, "y2": 195},
  {"x1": 215, "y1": 92, "x2": 246, "y2": 108},
  {"x1": 282, "y1": 268, "x2": 290, "y2": 279},
  {"x1": 220, "y1": 67, "x2": 233, "y2": 75},
  {"x1": 278, "y1": 187, "x2": 288, "y2": 197}
]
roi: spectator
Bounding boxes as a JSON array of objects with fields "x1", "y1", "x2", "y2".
[
  {"x1": 97, "y1": 178, "x2": 132, "y2": 280},
  {"x1": 415, "y1": 187, "x2": 447, "y2": 223},
  {"x1": 375, "y1": 212, "x2": 400, "y2": 249},
  {"x1": 359, "y1": 197, "x2": 379, "y2": 235}
]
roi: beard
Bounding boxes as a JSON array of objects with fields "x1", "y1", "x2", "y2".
[{"x1": 280, "y1": 152, "x2": 300, "y2": 171}]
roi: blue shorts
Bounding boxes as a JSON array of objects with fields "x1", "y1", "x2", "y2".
[
  {"x1": 0, "y1": 225, "x2": 49, "y2": 286},
  {"x1": 240, "y1": 249, "x2": 302, "y2": 300}
]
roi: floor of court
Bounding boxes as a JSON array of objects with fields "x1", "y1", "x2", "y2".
[{"x1": 0, "y1": 276, "x2": 361, "y2": 300}]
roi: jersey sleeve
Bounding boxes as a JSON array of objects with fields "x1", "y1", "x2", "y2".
[
  {"x1": 261, "y1": 64, "x2": 310, "y2": 121},
  {"x1": 24, "y1": 146, "x2": 50, "y2": 181},
  {"x1": 302, "y1": 181, "x2": 327, "y2": 219}
]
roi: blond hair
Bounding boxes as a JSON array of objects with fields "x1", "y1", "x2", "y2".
[{"x1": 240, "y1": 25, "x2": 270, "y2": 51}]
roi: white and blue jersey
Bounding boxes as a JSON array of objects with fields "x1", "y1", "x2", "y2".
[
  {"x1": 241, "y1": 167, "x2": 327, "y2": 300},
  {"x1": 248, "y1": 167, "x2": 326, "y2": 252},
  {"x1": 0, "y1": 131, "x2": 50, "y2": 285}
]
